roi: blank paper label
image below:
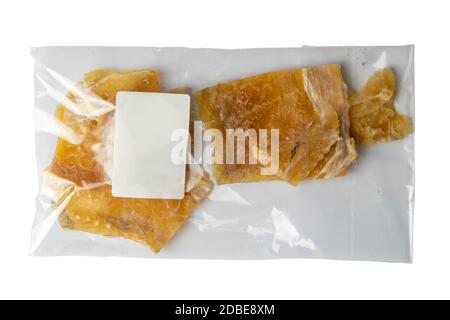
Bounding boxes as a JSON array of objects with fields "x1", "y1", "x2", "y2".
[{"x1": 112, "y1": 92, "x2": 190, "y2": 199}]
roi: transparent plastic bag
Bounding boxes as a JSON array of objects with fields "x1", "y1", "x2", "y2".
[{"x1": 31, "y1": 46, "x2": 414, "y2": 262}]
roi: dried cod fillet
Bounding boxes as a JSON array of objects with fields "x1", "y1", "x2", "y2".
[
  {"x1": 47, "y1": 69, "x2": 212, "y2": 252},
  {"x1": 349, "y1": 68, "x2": 411, "y2": 144},
  {"x1": 195, "y1": 64, "x2": 357, "y2": 185}
]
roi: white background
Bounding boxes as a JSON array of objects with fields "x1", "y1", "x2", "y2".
[{"x1": 0, "y1": 0, "x2": 448, "y2": 300}]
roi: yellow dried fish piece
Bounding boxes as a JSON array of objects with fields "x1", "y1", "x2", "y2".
[
  {"x1": 50, "y1": 70, "x2": 161, "y2": 185},
  {"x1": 349, "y1": 68, "x2": 412, "y2": 144},
  {"x1": 47, "y1": 69, "x2": 212, "y2": 252},
  {"x1": 195, "y1": 64, "x2": 357, "y2": 185},
  {"x1": 59, "y1": 175, "x2": 212, "y2": 252}
]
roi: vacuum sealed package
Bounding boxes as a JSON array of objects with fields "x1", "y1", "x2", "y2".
[{"x1": 31, "y1": 46, "x2": 415, "y2": 262}]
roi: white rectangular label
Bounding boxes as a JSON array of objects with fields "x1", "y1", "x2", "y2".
[{"x1": 112, "y1": 92, "x2": 190, "y2": 199}]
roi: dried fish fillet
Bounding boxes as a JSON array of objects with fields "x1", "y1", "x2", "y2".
[
  {"x1": 59, "y1": 175, "x2": 212, "y2": 252},
  {"x1": 349, "y1": 68, "x2": 411, "y2": 144},
  {"x1": 195, "y1": 64, "x2": 357, "y2": 185},
  {"x1": 49, "y1": 70, "x2": 161, "y2": 184},
  {"x1": 47, "y1": 70, "x2": 212, "y2": 252}
]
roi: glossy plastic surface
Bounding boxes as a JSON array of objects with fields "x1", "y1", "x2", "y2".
[{"x1": 31, "y1": 46, "x2": 414, "y2": 262}]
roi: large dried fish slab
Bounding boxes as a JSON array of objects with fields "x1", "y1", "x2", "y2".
[
  {"x1": 47, "y1": 70, "x2": 212, "y2": 252},
  {"x1": 195, "y1": 64, "x2": 357, "y2": 185},
  {"x1": 349, "y1": 68, "x2": 412, "y2": 144}
]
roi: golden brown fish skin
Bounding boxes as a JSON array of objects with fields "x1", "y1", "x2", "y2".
[
  {"x1": 195, "y1": 64, "x2": 357, "y2": 185},
  {"x1": 349, "y1": 68, "x2": 412, "y2": 144},
  {"x1": 48, "y1": 69, "x2": 212, "y2": 253}
]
